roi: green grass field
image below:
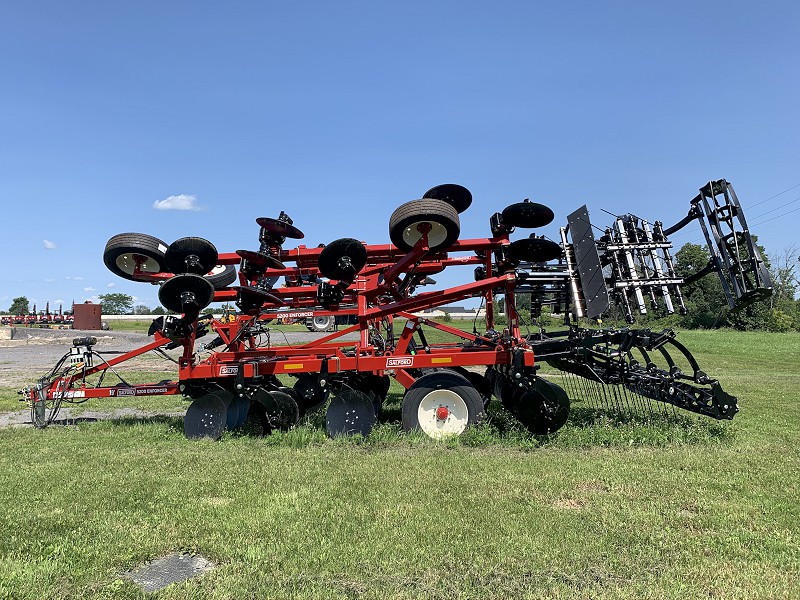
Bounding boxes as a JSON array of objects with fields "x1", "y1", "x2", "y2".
[{"x1": 1, "y1": 329, "x2": 798, "y2": 598}]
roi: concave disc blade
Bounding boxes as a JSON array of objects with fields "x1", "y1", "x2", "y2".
[
  {"x1": 236, "y1": 249, "x2": 285, "y2": 270},
  {"x1": 235, "y1": 396, "x2": 251, "y2": 429},
  {"x1": 293, "y1": 375, "x2": 329, "y2": 415},
  {"x1": 422, "y1": 183, "x2": 473, "y2": 213},
  {"x1": 219, "y1": 391, "x2": 239, "y2": 430},
  {"x1": 318, "y1": 238, "x2": 367, "y2": 281},
  {"x1": 513, "y1": 378, "x2": 570, "y2": 435},
  {"x1": 508, "y1": 238, "x2": 562, "y2": 263},
  {"x1": 165, "y1": 237, "x2": 219, "y2": 275},
  {"x1": 501, "y1": 201, "x2": 555, "y2": 229},
  {"x1": 159, "y1": 274, "x2": 215, "y2": 314},
  {"x1": 255, "y1": 217, "x2": 305, "y2": 239},
  {"x1": 326, "y1": 389, "x2": 377, "y2": 438},
  {"x1": 233, "y1": 285, "x2": 284, "y2": 314},
  {"x1": 184, "y1": 393, "x2": 227, "y2": 440},
  {"x1": 255, "y1": 388, "x2": 299, "y2": 431}
]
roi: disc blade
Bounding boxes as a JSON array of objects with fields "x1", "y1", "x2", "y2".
[
  {"x1": 236, "y1": 249, "x2": 285, "y2": 270},
  {"x1": 255, "y1": 388, "x2": 299, "y2": 431},
  {"x1": 165, "y1": 237, "x2": 219, "y2": 275},
  {"x1": 501, "y1": 201, "x2": 555, "y2": 229},
  {"x1": 508, "y1": 238, "x2": 562, "y2": 263},
  {"x1": 318, "y1": 238, "x2": 368, "y2": 281},
  {"x1": 159, "y1": 274, "x2": 216, "y2": 315},
  {"x1": 293, "y1": 375, "x2": 329, "y2": 414},
  {"x1": 422, "y1": 183, "x2": 473, "y2": 213},
  {"x1": 513, "y1": 378, "x2": 570, "y2": 435},
  {"x1": 326, "y1": 389, "x2": 377, "y2": 438},
  {"x1": 256, "y1": 217, "x2": 305, "y2": 239},
  {"x1": 184, "y1": 393, "x2": 227, "y2": 440},
  {"x1": 233, "y1": 285, "x2": 284, "y2": 314}
]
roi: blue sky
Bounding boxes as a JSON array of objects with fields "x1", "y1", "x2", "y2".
[{"x1": 1, "y1": 1, "x2": 797, "y2": 312}]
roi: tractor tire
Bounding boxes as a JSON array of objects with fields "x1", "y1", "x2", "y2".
[
  {"x1": 306, "y1": 315, "x2": 334, "y2": 332},
  {"x1": 401, "y1": 371, "x2": 484, "y2": 439},
  {"x1": 103, "y1": 233, "x2": 168, "y2": 281},
  {"x1": 389, "y1": 199, "x2": 460, "y2": 253},
  {"x1": 205, "y1": 264, "x2": 237, "y2": 289}
]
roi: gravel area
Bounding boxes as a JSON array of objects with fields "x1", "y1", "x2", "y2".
[{"x1": 0, "y1": 326, "x2": 358, "y2": 428}]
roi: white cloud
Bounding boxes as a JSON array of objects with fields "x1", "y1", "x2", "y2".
[
  {"x1": 107, "y1": 282, "x2": 116, "y2": 287},
  {"x1": 84, "y1": 287, "x2": 95, "y2": 292},
  {"x1": 44, "y1": 278, "x2": 56, "y2": 282},
  {"x1": 153, "y1": 194, "x2": 203, "y2": 211},
  {"x1": 43, "y1": 240, "x2": 56, "y2": 249},
  {"x1": 66, "y1": 276, "x2": 85, "y2": 281}
]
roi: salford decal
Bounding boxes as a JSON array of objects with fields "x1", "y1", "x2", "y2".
[
  {"x1": 219, "y1": 365, "x2": 239, "y2": 375},
  {"x1": 116, "y1": 388, "x2": 136, "y2": 397},
  {"x1": 386, "y1": 356, "x2": 414, "y2": 368}
]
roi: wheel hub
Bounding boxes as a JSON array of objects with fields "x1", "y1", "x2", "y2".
[{"x1": 435, "y1": 406, "x2": 449, "y2": 420}]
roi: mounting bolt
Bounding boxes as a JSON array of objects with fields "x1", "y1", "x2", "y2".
[
  {"x1": 319, "y1": 379, "x2": 327, "y2": 387},
  {"x1": 514, "y1": 372, "x2": 521, "y2": 379},
  {"x1": 236, "y1": 383, "x2": 243, "y2": 390}
]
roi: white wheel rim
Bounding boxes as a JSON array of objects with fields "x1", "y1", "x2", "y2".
[
  {"x1": 207, "y1": 264, "x2": 225, "y2": 276},
  {"x1": 314, "y1": 316, "x2": 332, "y2": 328},
  {"x1": 115, "y1": 253, "x2": 161, "y2": 275},
  {"x1": 417, "y1": 388, "x2": 469, "y2": 439},
  {"x1": 402, "y1": 220, "x2": 448, "y2": 249}
]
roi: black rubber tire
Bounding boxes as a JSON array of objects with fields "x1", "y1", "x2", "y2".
[
  {"x1": 205, "y1": 264, "x2": 237, "y2": 289},
  {"x1": 103, "y1": 233, "x2": 168, "y2": 281},
  {"x1": 450, "y1": 367, "x2": 492, "y2": 409},
  {"x1": 389, "y1": 199, "x2": 460, "y2": 253},
  {"x1": 401, "y1": 371, "x2": 484, "y2": 438},
  {"x1": 306, "y1": 315, "x2": 334, "y2": 332}
]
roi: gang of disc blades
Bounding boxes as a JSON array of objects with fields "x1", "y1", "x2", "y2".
[
  {"x1": 422, "y1": 183, "x2": 473, "y2": 213},
  {"x1": 326, "y1": 389, "x2": 377, "y2": 438},
  {"x1": 318, "y1": 238, "x2": 367, "y2": 281},
  {"x1": 159, "y1": 274, "x2": 216, "y2": 314},
  {"x1": 501, "y1": 201, "x2": 555, "y2": 229},
  {"x1": 255, "y1": 217, "x2": 305, "y2": 239},
  {"x1": 184, "y1": 392, "x2": 227, "y2": 440},
  {"x1": 236, "y1": 249, "x2": 285, "y2": 270},
  {"x1": 507, "y1": 238, "x2": 563, "y2": 263},
  {"x1": 165, "y1": 237, "x2": 219, "y2": 275}
]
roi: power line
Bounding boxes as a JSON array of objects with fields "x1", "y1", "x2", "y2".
[
  {"x1": 749, "y1": 194, "x2": 800, "y2": 221},
  {"x1": 751, "y1": 205, "x2": 800, "y2": 227},
  {"x1": 747, "y1": 182, "x2": 800, "y2": 209}
]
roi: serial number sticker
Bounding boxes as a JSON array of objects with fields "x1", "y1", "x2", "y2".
[
  {"x1": 283, "y1": 363, "x2": 304, "y2": 370},
  {"x1": 386, "y1": 357, "x2": 413, "y2": 368}
]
